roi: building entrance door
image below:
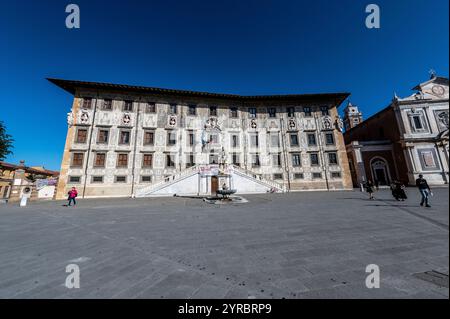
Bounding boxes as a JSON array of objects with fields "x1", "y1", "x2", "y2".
[
  {"x1": 371, "y1": 158, "x2": 390, "y2": 186},
  {"x1": 374, "y1": 168, "x2": 388, "y2": 185},
  {"x1": 211, "y1": 176, "x2": 219, "y2": 195}
]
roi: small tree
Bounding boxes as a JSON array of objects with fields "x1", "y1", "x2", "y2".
[{"x1": 0, "y1": 121, "x2": 14, "y2": 161}]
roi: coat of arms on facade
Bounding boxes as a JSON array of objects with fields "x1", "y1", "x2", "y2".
[
  {"x1": 122, "y1": 114, "x2": 131, "y2": 125},
  {"x1": 67, "y1": 109, "x2": 74, "y2": 127},
  {"x1": 80, "y1": 111, "x2": 89, "y2": 124},
  {"x1": 322, "y1": 116, "x2": 333, "y2": 130},
  {"x1": 168, "y1": 115, "x2": 177, "y2": 127},
  {"x1": 336, "y1": 116, "x2": 344, "y2": 132},
  {"x1": 288, "y1": 119, "x2": 296, "y2": 130},
  {"x1": 250, "y1": 119, "x2": 257, "y2": 129},
  {"x1": 205, "y1": 117, "x2": 221, "y2": 131}
]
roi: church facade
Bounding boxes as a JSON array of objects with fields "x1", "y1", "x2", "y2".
[
  {"x1": 345, "y1": 75, "x2": 449, "y2": 187},
  {"x1": 50, "y1": 78, "x2": 353, "y2": 199}
]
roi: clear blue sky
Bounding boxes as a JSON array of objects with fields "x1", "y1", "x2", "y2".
[{"x1": 1, "y1": 0, "x2": 448, "y2": 170}]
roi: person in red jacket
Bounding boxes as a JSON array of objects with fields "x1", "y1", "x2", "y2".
[{"x1": 67, "y1": 187, "x2": 78, "y2": 206}]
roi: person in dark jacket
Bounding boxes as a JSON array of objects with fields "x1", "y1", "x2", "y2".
[
  {"x1": 391, "y1": 180, "x2": 407, "y2": 201},
  {"x1": 415, "y1": 174, "x2": 431, "y2": 208},
  {"x1": 365, "y1": 180, "x2": 375, "y2": 200}
]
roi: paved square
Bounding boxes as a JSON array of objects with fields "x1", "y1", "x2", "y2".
[{"x1": 0, "y1": 188, "x2": 448, "y2": 299}]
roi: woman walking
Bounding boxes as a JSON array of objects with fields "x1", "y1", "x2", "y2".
[
  {"x1": 67, "y1": 187, "x2": 78, "y2": 206},
  {"x1": 365, "y1": 180, "x2": 375, "y2": 200}
]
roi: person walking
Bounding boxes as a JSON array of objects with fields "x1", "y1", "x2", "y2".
[
  {"x1": 67, "y1": 187, "x2": 78, "y2": 206},
  {"x1": 365, "y1": 180, "x2": 375, "y2": 200},
  {"x1": 391, "y1": 180, "x2": 407, "y2": 201},
  {"x1": 416, "y1": 174, "x2": 432, "y2": 208}
]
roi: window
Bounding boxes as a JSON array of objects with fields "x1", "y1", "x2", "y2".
[
  {"x1": 268, "y1": 107, "x2": 276, "y2": 118},
  {"x1": 328, "y1": 152, "x2": 338, "y2": 165},
  {"x1": 115, "y1": 176, "x2": 127, "y2": 183},
  {"x1": 68, "y1": 176, "x2": 81, "y2": 183},
  {"x1": 292, "y1": 153, "x2": 301, "y2": 167},
  {"x1": 82, "y1": 98, "x2": 92, "y2": 109},
  {"x1": 310, "y1": 153, "x2": 319, "y2": 166},
  {"x1": 320, "y1": 106, "x2": 329, "y2": 116},
  {"x1": 123, "y1": 100, "x2": 133, "y2": 112},
  {"x1": 270, "y1": 134, "x2": 280, "y2": 147},
  {"x1": 412, "y1": 116, "x2": 423, "y2": 130},
  {"x1": 76, "y1": 129, "x2": 87, "y2": 143},
  {"x1": 307, "y1": 133, "x2": 317, "y2": 146},
  {"x1": 294, "y1": 173, "x2": 304, "y2": 180},
  {"x1": 141, "y1": 175, "x2": 152, "y2": 183},
  {"x1": 249, "y1": 107, "x2": 257, "y2": 118},
  {"x1": 209, "y1": 106, "x2": 218, "y2": 116},
  {"x1": 209, "y1": 134, "x2": 219, "y2": 144},
  {"x1": 325, "y1": 133, "x2": 335, "y2": 145},
  {"x1": 209, "y1": 154, "x2": 219, "y2": 164},
  {"x1": 167, "y1": 131, "x2": 177, "y2": 146},
  {"x1": 273, "y1": 173, "x2": 283, "y2": 180},
  {"x1": 409, "y1": 111, "x2": 428, "y2": 133},
  {"x1": 166, "y1": 154, "x2": 175, "y2": 167},
  {"x1": 232, "y1": 153, "x2": 240, "y2": 165},
  {"x1": 230, "y1": 107, "x2": 238, "y2": 118},
  {"x1": 103, "y1": 99, "x2": 112, "y2": 110},
  {"x1": 142, "y1": 154, "x2": 153, "y2": 168},
  {"x1": 250, "y1": 134, "x2": 259, "y2": 147},
  {"x1": 303, "y1": 106, "x2": 312, "y2": 117},
  {"x1": 92, "y1": 176, "x2": 104, "y2": 183},
  {"x1": 331, "y1": 172, "x2": 341, "y2": 178},
  {"x1": 188, "y1": 131, "x2": 195, "y2": 146},
  {"x1": 273, "y1": 153, "x2": 282, "y2": 167},
  {"x1": 287, "y1": 107, "x2": 295, "y2": 118},
  {"x1": 188, "y1": 105, "x2": 196, "y2": 116},
  {"x1": 117, "y1": 154, "x2": 128, "y2": 168},
  {"x1": 97, "y1": 129, "x2": 109, "y2": 144},
  {"x1": 312, "y1": 172, "x2": 322, "y2": 179},
  {"x1": 169, "y1": 104, "x2": 177, "y2": 114},
  {"x1": 145, "y1": 102, "x2": 156, "y2": 113},
  {"x1": 119, "y1": 131, "x2": 131, "y2": 145},
  {"x1": 231, "y1": 135, "x2": 239, "y2": 148},
  {"x1": 290, "y1": 133, "x2": 299, "y2": 147},
  {"x1": 94, "y1": 153, "x2": 106, "y2": 167},
  {"x1": 71, "y1": 153, "x2": 84, "y2": 167},
  {"x1": 252, "y1": 154, "x2": 261, "y2": 168},
  {"x1": 418, "y1": 149, "x2": 439, "y2": 170},
  {"x1": 143, "y1": 131, "x2": 154, "y2": 146},
  {"x1": 186, "y1": 154, "x2": 195, "y2": 167}
]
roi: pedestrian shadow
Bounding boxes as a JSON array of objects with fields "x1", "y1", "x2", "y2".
[{"x1": 365, "y1": 204, "x2": 426, "y2": 208}]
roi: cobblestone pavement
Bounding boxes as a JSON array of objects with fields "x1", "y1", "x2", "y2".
[{"x1": 0, "y1": 187, "x2": 448, "y2": 299}]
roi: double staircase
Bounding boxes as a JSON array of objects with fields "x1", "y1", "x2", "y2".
[{"x1": 135, "y1": 164, "x2": 286, "y2": 197}]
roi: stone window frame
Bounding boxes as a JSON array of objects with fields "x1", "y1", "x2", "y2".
[
  {"x1": 169, "y1": 103, "x2": 178, "y2": 115},
  {"x1": 248, "y1": 107, "x2": 257, "y2": 119},
  {"x1": 309, "y1": 152, "x2": 320, "y2": 166},
  {"x1": 249, "y1": 133, "x2": 259, "y2": 148},
  {"x1": 320, "y1": 106, "x2": 329, "y2": 116},
  {"x1": 91, "y1": 176, "x2": 104, "y2": 183},
  {"x1": 307, "y1": 133, "x2": 317, "y2": 146},
  {"x1": 166, "y1": 153, "x2": 176, "y2": 168},
  {"x1": 75, "y1": 128, "x2": 88, "y2": 144},
  {"x1": 294, "y1": 173, "x2": 304, "y2": 180},
  {"x1": 97, "y1": 128, "x2": 110, "y2": 144},
  {"x1": 230, "y1": 107, "x2": 239, "y2": 118},
  {"x1": 188, "y1": 104, "x2": 197, "y2": 116},
  {"x1": 123, "y1": 100, "x2": 133, "y2": 112},
  {"x1": 268, "y1": 107, "x2": 277, "y2": 118},
  {"x1": 312, "y1": 172, "x2": 322, "y2": 179},
  {"x1": 141, "y1": 175, "x2": 152, "y2": 183},
  {"x1": 408, "y1": 109, "x2": 429, "y2": 133},
  {"x1": 331, "y1": 172, "x2": 341, "y2": 179},
  {"x1": 82, "y1": 97, "x2": 92, "y2": 109},
  {"x1": 94, "y1": 152, "x2": 106, "y2": 168},
  {"x1": 209, "y1": 106, "x2": 218, "y2": 117},
  {"x1": 289, "y1": 133, "x2": 299, "y2": 147},
  {"x1": 303, "y1": 106, "x2": 312, "y2": 117},
  {"x1": 70, "y1": 152, "x2": 84, "y2": 168},
  {"x1": 145, "y1": 102, "x2": 157, "y2": 114},
  {"x1": 273, "y1": 173, "x2": 283, "y2": 180},
  {"x1": 231, "y1": 134, "x2": 240, "y2": 148},
  {"x1": 287, "y1": 106, "x2": 295, "y2": 118},
  {"x1": 232, "y1": 153, "x2": 240, "y2": 166},
  {"x1": 142, "y1": 153, "x2": 153, "y2": 168},
  {"x1": 116, "y1": 153, "x2": 129, "y2": 168},
  {"x1": 209, "y1": 153, "x2": 219, "y2": 165},
  {"x1": 102, "y1": 99, "x2": 113, "y2": 111},
  {"x1": 143, "y1": 130, "x2": 155, "y2": 146},
  {"x1": 417, "y1": 148, "x2": 440, "y2": 171},
  {"x1": 118, "y1": 129, "x2": 131, "y2": 145},
  {"x1": 272, "y1": 153, "x2": 282, "y2": 167},
  {"x1": 166, "y1": 130, "x2": 177, "y2": 146},
  {"x1": 187, "y1": 131, "x2": 195, "y2": 146},
  {"x1": 324, "y1": 132, "x2": 335, "y2": 145},
  {"x1": 68, "y1": 176, "x2": 81, "y2": 184},
  {"x1": 328, "y1": 152, "x2": 339, "y2": 165},
  {"x1": 270, "y1": 132, "x2": 280, "y2": 148},
  {"x1": 291, "y1": 153, "x2": 302, "y2": 167},
  {"x1": 251, "y1": 153, "x2": 261, "y2": 168},
  {"x1": 115, "y1": 176, "x2": 127, "y2": 183},
  {"x1": 186, "y1": 153, "x2": 195, "y2": 168}
]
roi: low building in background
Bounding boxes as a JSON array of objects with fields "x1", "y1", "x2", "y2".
[
  {"x1": 345, "y1": 75, "x2": 449, "y2": 187},
  {"x1": 49, "y1": 78, "x2": 354, "y2": 199},
  {"x1": 0, "y1": 160, "x2": 59, "y2": 202}
]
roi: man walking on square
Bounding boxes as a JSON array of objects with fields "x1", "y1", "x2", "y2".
[{"x1": 416, "y1": 174, "x2": 432, "y2": 208}]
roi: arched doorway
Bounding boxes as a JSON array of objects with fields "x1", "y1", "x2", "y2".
[{"x1": 370, "y1": 157, "x2": 391, "y2": 186}]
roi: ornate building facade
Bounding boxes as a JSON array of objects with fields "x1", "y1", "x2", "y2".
[
  {"x1": 345, "y1": 75, "x2": 449, "y2": 187},
  {"x1": 50, "y1": 78, "x2": 353, "y2": 199}
]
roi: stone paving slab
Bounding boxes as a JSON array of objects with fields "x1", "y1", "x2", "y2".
[{"x1": 0, "y1": 187, "x2": 448, "y2": 299}]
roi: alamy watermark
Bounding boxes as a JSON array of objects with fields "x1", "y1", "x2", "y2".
[
  {"x1": 365, "y1": 4, "x2": 380, "y2": 29},
  {"x1": 65, "y1": 264, "x2": 80, "y2": 289},
  {"x1": 65, "y1": 4, "x2": 80, "y2": 29},
  {"x1": 365, "y1": 264, "x2": 380, "y2": 288}
]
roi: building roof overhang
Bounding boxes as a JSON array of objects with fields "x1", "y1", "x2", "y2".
[{"x1": 47, "y1": 78, "x2": 350, "y2": 107}]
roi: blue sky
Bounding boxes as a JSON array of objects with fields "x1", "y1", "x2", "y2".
[{"x1": 1, "y1": 0, "x2": 448, "y2": 170}]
